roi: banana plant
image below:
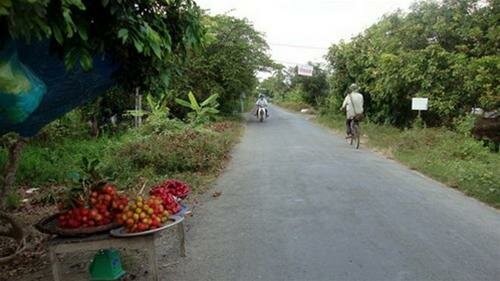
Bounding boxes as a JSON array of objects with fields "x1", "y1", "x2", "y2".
[
  {"x1": 175, "y1": 91, "x2": 219, "y2": 125},
  {"x1": 125, "y1": 92, "x2": 169, "y2": 120}
]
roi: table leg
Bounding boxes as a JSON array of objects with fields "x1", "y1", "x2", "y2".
[
  {"x1": 177, "y1": 221, "x2": 186, "y2": 257},
  {"x1": 49, "y1": 248, "x2": 61, "y2": 281},
  {"x1": 147, "y1": 238, "x2": 159, "y2": 281}
]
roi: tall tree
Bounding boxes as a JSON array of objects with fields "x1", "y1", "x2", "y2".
[
  {"x1": 170, "y1": 14, "x2": 273, "y2": 113},
  {"x1": 326, "y1": 0, "x2": 499, "y2": 127}
]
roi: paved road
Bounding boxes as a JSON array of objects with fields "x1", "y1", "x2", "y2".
[{"x1": 166, "y1": 106, "x2": 500, "y2": 281}]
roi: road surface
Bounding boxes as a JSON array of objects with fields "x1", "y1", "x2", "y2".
[{"x1": 165, "y1": 106, "x2": 500, "y2": 281}]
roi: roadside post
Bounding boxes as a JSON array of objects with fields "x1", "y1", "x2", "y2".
[
  {"x1": 134, "y1": 88, "x2": 143, "y2": 128},
  {"x1": 240, "y1": 92, "x2": 246, "y2": 113},
  {"x1": 412, "y1": 97, "x2": 429, "y2": 127}
]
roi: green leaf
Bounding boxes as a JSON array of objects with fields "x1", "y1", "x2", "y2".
[
  {"x1": 125, "y1": 110, "x2": 147, "y2": 118},
  {"x1": 52, "y1": 25, "x2": 64, "y2": 44},
  {"x1": 204, "y1": 107, "x2": 219, "y2": 114},
  {"x1": 200, "y1": 93, "x2": 219, "y2": 107},
  {"x1": 133, "y1": 39, "x2": 144, "y2": 53},
  {"x1": 151, "y1": 43, "x2": 162, "y2": 58},
  {"x1": 80, "y1": 48, "x2": 93, "y2": 71},
  {"x1": 188, "y1": 92, "x2": 201, "y2": 111},
  {"x1": 146, "y1": 94, "x2": 156, "y2": 110},
  {"x1": 117, "y1": 28, "x2": 129, "y2": 43},
  {"x1": 64, "y1": 48, "x2": 79, "y2": 70},
  {"x1": 65, "y1": 0, "x2": 85, "y2": 10},
  {"x1": 0, "y1": 7, "x2": 8, "y2": 16},
  {"x1": 175, "y1": 98, "x2": 194, "y2": 110},
  {"x1": 62, "y1": 9, "x2": 75, "y2": 38},
  {"x1": 0, "y1": 0, "x2": 12, "y2": 7},
  {"x1": 77, "y1": 24, "x2": 88, "y2": 41},
  {"x1": 160, "y1": 72, "x2": 170, "y2": 86},
  {"x1": 101, "y1": 0, "x2": 109, "y2": 7}
]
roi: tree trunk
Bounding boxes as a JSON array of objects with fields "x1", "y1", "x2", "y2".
[
  {"x1": 90, "y1": 117, "x2": 100, "y2": 138},
  {"x1": 0, "y1": 137, "x2": 26, "y2": 263},
  {"x1": 0, "y1": 211, "x2": 26, "y2": 264},
  {"x1": 0, "y1": 137, "x2": 25, "y2": 210}
]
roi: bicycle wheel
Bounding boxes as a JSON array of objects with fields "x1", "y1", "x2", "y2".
[{"x1": 353, "y1": 123, "x2": 360, "y2": 149}]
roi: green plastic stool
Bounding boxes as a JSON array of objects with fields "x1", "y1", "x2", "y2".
[{"x1": 89, "y1": 249, "x2": 126, "y2": 281}]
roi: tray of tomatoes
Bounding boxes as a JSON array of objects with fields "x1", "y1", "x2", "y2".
[{"x1": 35, "y1": 184, "x2": 127, "y2": 236}]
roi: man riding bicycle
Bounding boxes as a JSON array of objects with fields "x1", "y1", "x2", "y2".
[{"x1": 340, "y1": 83, "x2": 364, "y2": 137}]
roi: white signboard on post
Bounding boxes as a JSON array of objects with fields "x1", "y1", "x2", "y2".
[
  {"x1": 297, "y1": 65, "x2": 313, "y2": 77},
  {"x1": 412, "y1": 98, "x2": 428, "y2": 111}
]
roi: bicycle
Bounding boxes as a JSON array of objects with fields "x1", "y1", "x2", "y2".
[{"x1": 347, "y1": 120, "x2": 360, "y2": 149}]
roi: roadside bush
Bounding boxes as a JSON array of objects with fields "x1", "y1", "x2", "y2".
[
  {"x1": 0, "y1": 136, "x2": 119, "y2": 187},
  {"x1": 102, "y1": 121, "x2": 240, "y2": 189},
  {"x1": 33, "y1": 110, "x2": 90, "y2": 144},
  {"x1": 112, "y1": 129, "x2": 219, "y2": 173}
]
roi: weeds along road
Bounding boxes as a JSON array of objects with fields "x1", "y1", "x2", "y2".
[{"x1": 166, "y1": 106, "x2": 500, "y2": 281}]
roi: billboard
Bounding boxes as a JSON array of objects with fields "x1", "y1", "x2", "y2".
[{"x1": 297, "y1": 65, "x2": 313, "y2": 77}]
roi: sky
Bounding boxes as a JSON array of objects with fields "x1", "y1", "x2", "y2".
[{"x1": 196, "y1": 0, "x2": 416, "y2": 68}]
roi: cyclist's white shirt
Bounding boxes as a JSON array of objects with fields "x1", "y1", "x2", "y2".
[
  {"x1": 256, "y1": 98, "x2": 268, "y2": 107},
  {"x1": 342, "y1": 92, "x2": 364, "y2": 119}
]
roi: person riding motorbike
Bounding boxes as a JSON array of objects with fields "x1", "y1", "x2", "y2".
[
  {"x1": 340, "y1": 83, "x2": 364, "y2": 137},
  {"x1": 255, "y1": 94, "x2": 269, "y2": 118}
]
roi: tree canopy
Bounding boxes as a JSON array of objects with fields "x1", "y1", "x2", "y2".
[
  {"x1": 1, "y1": 0, "x2": 205, "y2": 90},
  {"x1": 169, "y1": 14, "x2": 273, "y2": 113},
  {"x1": 326, "y1": 0, "x2": 499, "y2": 127}
]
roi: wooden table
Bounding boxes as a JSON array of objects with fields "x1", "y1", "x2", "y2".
[{"x1": 48, "y1": 216, "x2": 185, "y2": 281}]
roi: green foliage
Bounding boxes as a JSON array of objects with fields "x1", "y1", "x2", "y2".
[
  {"x1": 5, "y1": 191, "x2": 21, "y2": 209},
  {"x1": 453, "y1": 114, "x2": 477, "y2": 136},
  {"x1": 33, "y1": 109, "x2": 89, "y2": 144},
  {"x1": 259, "y1": 66, "x2": 288, "y2": 99},
  {"x1": 169, "y1": 14, "x2": 273, "y2": 114},
  {"x1": 0, "y1": 136, "x2": 117, "y2": 187},
  {"x1": 262, "y1": 63, "x2": 329, "y2": 107},
  {"x1": 289, "y1": 64, "x2": 329, "y2": 106},
  {"x1": 175, "y1": 92, "x2": 219, "y2": 125},
  {"x1": 325, "y1": 0, "x2": 500, "y2": 127},
  {"x1": 1, "y1": 0, "x2": 204, "y2": 90},
  {"x1": 91, "y1": 120, "x2": 241, "y2": 190},
  {"x1": 0, "y1": 105, "x2": 242, "y2": 193}
]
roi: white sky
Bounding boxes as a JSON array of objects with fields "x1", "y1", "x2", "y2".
[{"x1": 196, "y1": 0, "x2": 416, "y2": 67}]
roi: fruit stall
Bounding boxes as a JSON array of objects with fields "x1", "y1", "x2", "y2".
[{"x1": 35, "y1": 179, "x2": 192, "y2": 281}]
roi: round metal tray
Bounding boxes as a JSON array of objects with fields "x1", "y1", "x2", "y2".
[
  {"x1": 35, "y1": 213, "x2": 119, "y2": 237},
  {"x1": 109, "y1": 215, "x2": 183, "y2": 237}
]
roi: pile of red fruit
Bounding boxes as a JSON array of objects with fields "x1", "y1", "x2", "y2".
[
  {"x1": 116, "y1": 196, "x2": 170, "y2": 233},
  {"x1": 150, "y1": 180, "x2": 190, "y2": 214},
  {"x1": 58, "y1": 184, "x2": 128, "y2": 229},
  {"x1": 152, "y1": 179, "x2": 190, "y2": 199}
]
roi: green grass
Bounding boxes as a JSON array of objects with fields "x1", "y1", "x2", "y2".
[
  {"x1": 0, "y1": 119, "x2": 243, "y2": 198},
  {"x1": 275, "y1": 100, "x2": 315, "y2": 112},
  {"x1": 317, "y1": 112, "x2": 500, "y2": 208}
]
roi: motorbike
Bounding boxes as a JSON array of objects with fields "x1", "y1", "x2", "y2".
[{"x1": 256, "y1": 105, "x2": 267, "y2": 122}]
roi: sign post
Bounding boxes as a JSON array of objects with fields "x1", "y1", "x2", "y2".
[
  {"x1": 240, "y1": 92, "x2": 246, "y2": 113},
  {"x1": 411, "y1": 97, "x2": 428, "y2": 126}
]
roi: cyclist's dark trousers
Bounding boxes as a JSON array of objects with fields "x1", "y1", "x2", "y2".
[{"x1": 346, "y1": 118, "x2": 354, "y2": 135}]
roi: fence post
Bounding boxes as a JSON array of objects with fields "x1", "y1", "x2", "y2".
[{"x1": 134, "y1": 88, "x2": 142, "y2": 127}]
